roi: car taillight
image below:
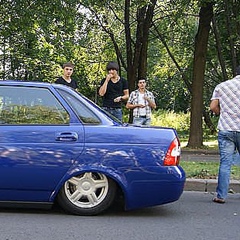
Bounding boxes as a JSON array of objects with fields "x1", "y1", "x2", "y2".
[{"x1": 163, "y1": 138, "x2": 181, "y2": 166}]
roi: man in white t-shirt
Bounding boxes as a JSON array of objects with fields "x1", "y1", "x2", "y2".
[{"x1": 126, "y1": 79, "x2": 156, "y2": 125}]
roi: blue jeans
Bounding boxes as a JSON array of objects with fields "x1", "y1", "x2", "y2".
[
  {"x1": 133, "y1": 116, "x2": 151, "y2": 126},
  {"x1": 103, "y1": 107, "x2": 122, "y2": 122},
  {"x1": 217, "y1": 130, "x2": 240, "y2": 199}
]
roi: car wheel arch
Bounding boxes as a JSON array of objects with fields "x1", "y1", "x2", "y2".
[{"x1": 50, "y1": 167, "x2": 129, "y2": 212}]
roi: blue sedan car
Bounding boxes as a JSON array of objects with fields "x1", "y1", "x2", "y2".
[{"x1": 0, "y1": 81, "x2": 185, "y2": 215}]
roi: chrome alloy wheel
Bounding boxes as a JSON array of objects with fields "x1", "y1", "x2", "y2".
[{"x1": 64, "y1": 172, "x2": 109, "y2": 208}]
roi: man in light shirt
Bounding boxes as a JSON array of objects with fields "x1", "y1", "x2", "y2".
[
  {"x1": 210, "y1": 66, "x2": 240, "y2": 204},
  {"x1": 126, "y1": 79, "x2": 156, "y2": 126}
]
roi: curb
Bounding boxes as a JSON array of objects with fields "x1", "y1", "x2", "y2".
[{"x1": 185, "y1": 178, "x2": 240, "y2": 193}]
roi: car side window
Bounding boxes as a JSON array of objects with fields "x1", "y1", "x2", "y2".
[
  {"x1": 0, "y1": 86, "x2": 69, "y2": 125},
  {"x1": 56, "y1": 89, "x2": 101, "y2": 124}
]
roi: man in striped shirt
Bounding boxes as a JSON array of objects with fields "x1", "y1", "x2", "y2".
[{"x1": 210, "y1": 66, "x2": 240, "y2": 204}]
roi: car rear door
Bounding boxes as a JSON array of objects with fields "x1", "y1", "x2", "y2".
[{"x1": 0, "y1": 84, "x2": 84, "y2": 201}]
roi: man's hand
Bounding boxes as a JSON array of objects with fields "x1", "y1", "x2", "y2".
[
  {"x1": 210, "y1": 99, "x2": 220, "y2": 115},
  {"x1": 106, "y1": 73, "x2": 113, "y2": 82},
  {"x1": 138, "y1": 104, "x2": 145, "y2": 108},
  {"x1": 114, "y1": 96, "x2": 122, "y2": 102}
]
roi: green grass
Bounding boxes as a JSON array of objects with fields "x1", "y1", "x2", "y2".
[
  {"x1": 181, "y1": 140, "x2": 219, "y2": 150},
  {"x1": 180, "y1": 161, "x2": 240, "y2": 180}
]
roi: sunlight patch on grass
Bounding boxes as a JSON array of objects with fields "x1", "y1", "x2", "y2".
[{"x1": 181, "y1": 140, "x2": 218, "y2": 150}]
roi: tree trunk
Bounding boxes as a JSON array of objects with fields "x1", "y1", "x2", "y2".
[
  {"x1": 138, "y1": 1, "x2": 156, "y2": 79},
  {"x1": 124, "y1": 0, "x2": 157, "y2": 93},
  {"x1": 187, "y1": 2, "x2": 214, "y2": 148},
  {"x1": 124, "y1": 0, "x2": 136, "y2": 93},
  {"x1": 123, "y1": 0, "x2": 157, "y2": 123},
  {"x1": 212, "y1": 15, "x2": 228, "y2": 80},
  {"x1": 153, "y1": 22, "x2": 216, "y2": 136},
  {"x1": 223, "y1": 0, "x2": 237, "y2": 75}
]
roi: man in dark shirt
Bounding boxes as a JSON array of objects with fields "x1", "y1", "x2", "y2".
[
  {"x1": 99, "y1": 61, "x2": 129, "y2": 122},
  {"x1": 55, "y1": 62, "x2": 78, "y2": 90}
]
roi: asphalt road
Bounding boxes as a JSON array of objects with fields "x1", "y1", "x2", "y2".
[{"x1": 0, "y1": 191, "x2": 239, "y2": 240}]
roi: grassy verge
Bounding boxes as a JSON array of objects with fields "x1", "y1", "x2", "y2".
[{"x1": 180, "y1": 161, "x2": 240, "y2": 180}]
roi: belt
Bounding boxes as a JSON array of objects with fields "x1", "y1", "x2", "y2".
[
  {"x1": 103, "y1": 107, "x2": 121, "y2": 110},
  {"x1": 139, "y1": 115, "x2": 147, "y2": 118}
]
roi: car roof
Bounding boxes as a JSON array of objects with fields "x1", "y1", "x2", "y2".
[
  {"x1": 0, "y1": 80, "x2": 53, "y2": 87},
  {"x1": 0, "y1": 80, "x2": 76, "y2": 92}
]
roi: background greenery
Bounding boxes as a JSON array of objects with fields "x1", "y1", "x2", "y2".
[
  {"x1": 1, "y1": 0, "x2": 240, "y2": 148},
  {"x1": 150, "y1": 110, "x2": 219, "y2": 144}
]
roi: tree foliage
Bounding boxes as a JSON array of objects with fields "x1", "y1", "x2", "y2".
[{"x1": 1, "y1": 0, "x2": 240, "y2": 148}]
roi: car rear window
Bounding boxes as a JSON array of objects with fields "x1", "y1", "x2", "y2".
[
  {"x1": 0, "y1": 86, "x2": 70, "y2": 125},
  {"x1": 56, "y1": 89, "x2": 101, "y2": 124}
]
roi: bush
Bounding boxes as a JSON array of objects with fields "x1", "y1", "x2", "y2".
[
  {"x1": 124, "y1": 109, "x2": 218, "y2": 144},
  {"x1": 152, "y1": 109, "x2": 190, "y2": 132}
]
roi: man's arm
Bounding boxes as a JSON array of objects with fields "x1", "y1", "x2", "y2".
[
  {"x1": 98, "y1": 80, "x2": 108, "y2": 96},
  {"x1": 121, "y1": 89, "x2": 129, "y2": 101},
  {"x1": 126, "y1": 102, "x2": 144, "y2": 109},
  {"x1": 145, "y1": 97, "x2": 156, "y2": 109},
  {"x1": 126, "y1": 93, "x2": 144, "y2": 109},
  {"x1": 99, "y1": 74, "x2": 112, "y2": 96},
  {"x1": 210, "y1": 99, "x2": 220, "y2": 115}
]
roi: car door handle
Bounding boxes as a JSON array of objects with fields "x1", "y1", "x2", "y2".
[{"x1": 55, "y1": 132, "x2": 78, "y2": 142}]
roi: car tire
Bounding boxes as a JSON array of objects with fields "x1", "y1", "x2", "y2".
[{"x1": 57, "y1": 172, "x2": 117, "y2": 216}]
